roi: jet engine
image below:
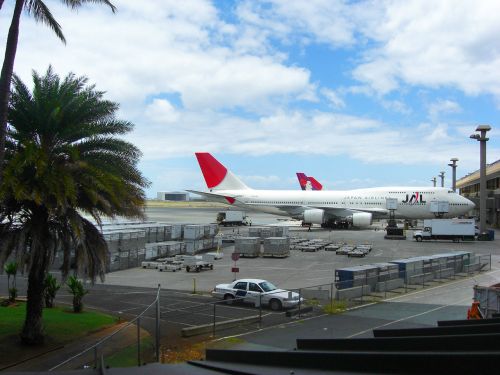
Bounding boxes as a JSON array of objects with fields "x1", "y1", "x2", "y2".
[
  {"x1": 302, "y1": 209, "x2": 325, "y2": 224},
  {"x1": 350, "y1": 212, "x2": 373, "y2": 227}
]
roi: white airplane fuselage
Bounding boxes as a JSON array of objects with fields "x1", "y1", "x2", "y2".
[
  {"x1": 211, "y1": 187, "x2": 474, "y2": 220},
  {"x1": 192, "y1": 153, "x2": 475, "y2": 226}
]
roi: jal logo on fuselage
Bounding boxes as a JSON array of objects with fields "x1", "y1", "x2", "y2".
[{"x1": 402, "y1": 192, "x2": 426, "y2": 204}]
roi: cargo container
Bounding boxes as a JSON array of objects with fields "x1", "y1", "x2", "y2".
[
  {"x1": 184, "y1": 224, "x2": 205, "y2": 240},
  {"x1": 335, "y1": 265, "x2": 379, "y2": 290},
  {"x1": 262, "y1": 237, "x2": 290, "y2": 258},
  {"x1": 235, "y1": 237, "x2": 261, "y2": 257}
]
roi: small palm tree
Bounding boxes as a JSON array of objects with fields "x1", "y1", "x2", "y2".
[
  {"x1": 67, "y1": 275, "x2": 88, "y2": 313},
  {"x1": 43, "y1": 273, "x2": 60, "y2": 308},
  {"x1": 0, "y1": 67, "x2": 148, "y2": 344},
  {"x1": 4, "y1": 261, "x2": 18, "y2": 302}
]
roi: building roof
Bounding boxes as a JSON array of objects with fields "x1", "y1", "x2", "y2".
[{"x1": 456, "y1": 159, "x2": 500, "y2": 188}]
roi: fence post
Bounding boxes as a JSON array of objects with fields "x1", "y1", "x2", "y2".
[
  {"x1": 259, "y1": 294, "x2": 262, "y2": 328},
  {"x1": 330, "y1": 283, "x2": 333, "y2": 310},
  {"x1": 213, "y1": 303, "x2": 216, "y2": 337},
  {"x1": 490, "y1": 254, "x2": 492, "y2": 271},
  {"x1": 404, "y1": 271, "x2": 408, "y2": 293},
  {"x1": 298, "y1": 289, "x2": 302, "y2": 318},
  {"x1": 94, "y1": 346, "x2": 98, "y2": 369},
  {"x1": 137, "y1": 317, "x2": 141, "y2": 367},
  {"x1": 156, "y1": 284, "x2": 160, "y2": 362}
]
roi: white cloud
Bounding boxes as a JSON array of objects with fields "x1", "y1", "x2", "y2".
[
  {"x1": 145, "y1": 99, "x2": 180, "y2": 124},
  {"x1": 5, "y1": 0, "x2": 314, "y2": 117},
  {"x1": 236, "y1": 0, "x2": 356, "y2": 48},
  {"x1": 321, "y1": 88, "x2": 345, "y2": 108},
  {"x1": 130, "y1": 106, "x2": 500, "y2": 175},
  {"x1": 381, "y1": 99, "x2": 411, "y2": 114},
  {"x1": 351, "y1": 0, "x2": 500, "y2": 100},
  {"x1": 428, "y1": 99, "x2": 462, "y2": 120}
]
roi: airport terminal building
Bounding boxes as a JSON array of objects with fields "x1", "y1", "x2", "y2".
[
  {"x1": 156, "y1": 191, "x2": 190, "y2": 201},
  {"x1": 457, "y1": 159, "x2": 500, "y2": 227}
]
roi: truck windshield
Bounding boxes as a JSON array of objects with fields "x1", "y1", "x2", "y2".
[{"x1": 259, "y1": 281, "x2": 277, "y2": 292}]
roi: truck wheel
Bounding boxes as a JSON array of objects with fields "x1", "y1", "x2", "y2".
[
  {"x1": 210, "y1": 264, "x2": 214, "y2": 270},
  {"x1": 416, "y1": 236, "x2": 422, "y2": 242},
  {"x1": 269, "y1": 299, "x2": 282, "y2": 311},
  {"x1": 196, "y1": 266, "x2": 201, "y2": 272},
  {"x1": 186, "y1": 266, "x2": 190, "y2": 272}
]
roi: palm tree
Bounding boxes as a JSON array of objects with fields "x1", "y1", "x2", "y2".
[
  {"x1": 0, "y1": 66, "x2": 148, "y2": 344},
  {"x1": 0, "y1": 0, "x2": 116, "y2": 183}
]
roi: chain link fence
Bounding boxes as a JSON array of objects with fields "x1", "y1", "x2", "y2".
[{"x1": 48, "y1": 254, "x2": 492, "y2": 369}]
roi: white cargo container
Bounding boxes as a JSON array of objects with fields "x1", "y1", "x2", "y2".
[
  {"x1": 235, "y1": 237, "x2": 261, "y2": 257},
  {"x1": 414, "y1": 219, "x2": 476, "y2": 242},
  {"x1": 184, "y1": 225, "x2": 205, "y2": 240},
  {"x1": 262, "y1": 237, "x2": 290, "y2": 258}
]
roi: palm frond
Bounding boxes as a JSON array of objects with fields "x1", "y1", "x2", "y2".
[{"x1": 25, "y1": 1, "x2": 66, "y2": 43}]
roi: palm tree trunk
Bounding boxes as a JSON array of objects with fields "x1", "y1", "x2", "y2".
[
  {"x1": 21, "y1": 208, "x2": 50, "y2": 345},
  {"x1": 21, "y1": 258, "x2": 47, "y2": 345},
  {"x1": 0, "y1": 0, "x2": 24, "y2": 184}
]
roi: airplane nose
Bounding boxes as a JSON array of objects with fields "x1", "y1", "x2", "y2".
[{"x1": 467, "y1": 199, "x2": 475, "y2": 209}]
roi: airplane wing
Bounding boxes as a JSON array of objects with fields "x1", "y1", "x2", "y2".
[{"x1": 186, "y1": 190, "x2": 243, "y2": 205}]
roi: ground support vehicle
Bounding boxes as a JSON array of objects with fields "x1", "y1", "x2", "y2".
[
  {"x1": 206, "y1": 251, "x2": 224, "y2": 260},
  {"x1": 212, "y1": 278, "x2": 303, "y2": 311},
  {"x1": 336, "y1": 245, "x2": 356, "y2": 255},
  {"x1": 325, "y1": 242, "x2": 345, "y2": 251},
  {"x1": 347, "y1": 249, "x2": 368, "y2": 258},
  {"x1": 216, "y1": 211, "x2": 249, "y2": 226},
  {"x1": 414, "y1": 219, "x2": 475, "y2": 242},
  {"x1": 158, "y1": 259, "x2": 182, "y2": 272},
  {"x1": 184, "y1": 254, "x2": 215, "y2": 272},
  {"x1": 141, "y1": 261, "x2": 162, "y2": 269}
]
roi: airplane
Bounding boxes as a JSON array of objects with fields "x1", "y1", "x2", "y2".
[
  {"x1": 296, "y1": 173, "x2": 323, "y2": 191},
  {"x1": 189, "y1": 153, "x2": 475, "y2": 228}
]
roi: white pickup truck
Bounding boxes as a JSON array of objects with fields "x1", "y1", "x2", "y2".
[{"x1": 212, "y1": 278, "x2": 302, "y2": 310}]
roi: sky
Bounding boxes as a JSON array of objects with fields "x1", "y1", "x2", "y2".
[{"x1": 1, "y1": 0, "x2": 500, "y2": 197}]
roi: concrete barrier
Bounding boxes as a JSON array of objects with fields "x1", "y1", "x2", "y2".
[
  {"x1": 181, "y1": 315, "x2": 260, "y2": 337},
  {"x1": 301, "y1": 288, "x2": 330, "y2": 301}
]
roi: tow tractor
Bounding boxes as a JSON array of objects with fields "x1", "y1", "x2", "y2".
[{"x1": 184, "y1": 254, "x2": 215, "y2": 272}]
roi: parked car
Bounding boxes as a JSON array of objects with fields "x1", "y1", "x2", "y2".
[{"x1": 212, "y1": 278, "x2": 303, "y2": 311}]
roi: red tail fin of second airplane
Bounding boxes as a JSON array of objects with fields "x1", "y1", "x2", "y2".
[{"x1": 296, "y1": 172, "x2": 323, "y2": 190}]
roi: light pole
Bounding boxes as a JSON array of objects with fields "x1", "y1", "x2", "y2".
[
  {"x1": 448, "y1": 158, "x2": 458, "y2": 192},
  {"x1": 431, "y1": 177, "x2": 436, "y2": 187},
  {"x1": 439, "y1": 171, "x2": 445, "y2": 188},
  {"x1": 470, "y1": 125, "x2": 491, "y2": 234}
]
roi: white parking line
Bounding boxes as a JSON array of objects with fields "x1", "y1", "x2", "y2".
[{"x1": 346, "y1": 295, "x2": 472, "y2": 338}]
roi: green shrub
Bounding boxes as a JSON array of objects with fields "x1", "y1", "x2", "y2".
[
  {"x1": 44, "y1": 274, "x2": 61, "y2": 308},
  {"x1": 67, "y1": 276, "x2": 88, "y2": 313}
]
